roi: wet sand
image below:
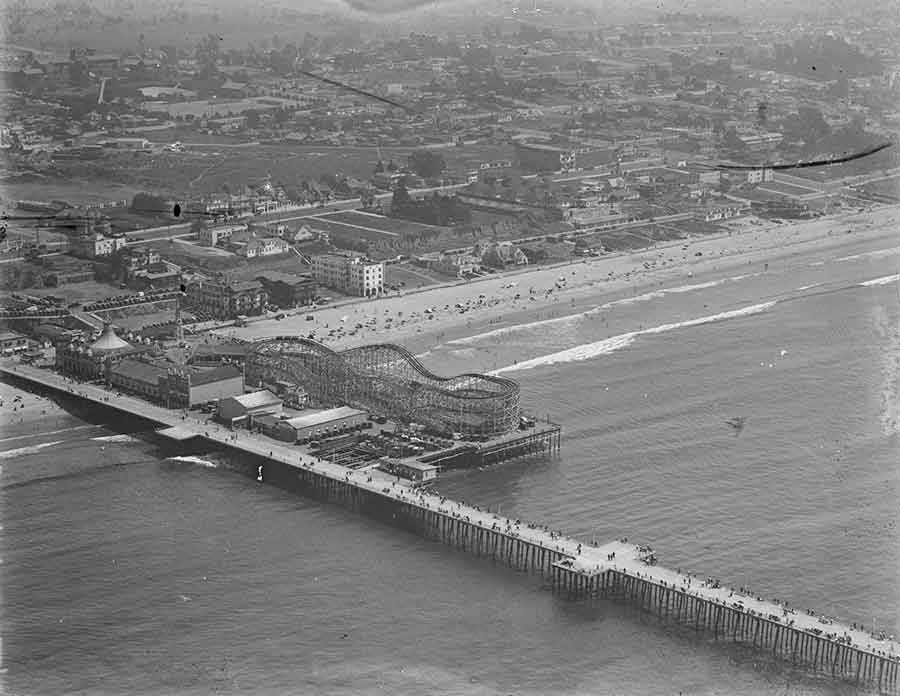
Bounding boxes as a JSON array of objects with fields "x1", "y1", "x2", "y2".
[
  {"x1": 0, "y1": 380, "x2": 72, "y2": 440},
  {"x1": 204, "y1": 206, "x2": 900, "y2": 355}
]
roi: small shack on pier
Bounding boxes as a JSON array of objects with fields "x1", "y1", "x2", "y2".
[
  {"x1": 380, "y1": 459, "x2": 439, "y2": 484},
  {"x1": 217, "y1": 389, "x2": 282, "y2": 428}
]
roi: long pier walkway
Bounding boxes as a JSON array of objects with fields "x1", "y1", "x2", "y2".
[{"x1": 3, "y1": 362, "x2": 898, "y2": 692}]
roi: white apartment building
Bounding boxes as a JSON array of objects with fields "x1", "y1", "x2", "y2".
[
  {"x1": 746, "y1": 167, "x2": 774, "y2": 184},
  {"x1": 312, "y1": 254, "x2": 384, "y2": 298}
]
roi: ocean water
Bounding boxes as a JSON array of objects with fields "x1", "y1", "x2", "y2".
[{"x1": 1, "y1": 234, "x2": 898, "y2": 696}]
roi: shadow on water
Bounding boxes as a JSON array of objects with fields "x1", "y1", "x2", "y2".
[
  {"x1": 1, "y1": 459, "x2": 149, "y2": 490},
  {"x1": 550, "y1": 592, "x2": 880, "y2": 695}
]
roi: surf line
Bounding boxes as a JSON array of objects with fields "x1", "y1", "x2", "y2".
[
  {"x1": 490, "y1": 301, "x2": 777, "y2": 375},
  {"x1": 0, "y1": 423, "x2": 100, "y2": 444},
  {"x1": 859, "y1": 273, "x2": 900, "y2": 287},
  {"x1": 448, "y1": 273, "x2": 760, "y2": 348},
  {"x1": 0, "y1": 440, "x2": 65, "y2": 460}
]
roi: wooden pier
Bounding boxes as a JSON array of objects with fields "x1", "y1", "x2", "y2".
[{"x1": 2, "y1": 362, "x2": 897, "y2": 693}]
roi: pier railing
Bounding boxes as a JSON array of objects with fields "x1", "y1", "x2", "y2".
[{"x1": 2, "y1": 361, "x2": 897, "y2": 693}]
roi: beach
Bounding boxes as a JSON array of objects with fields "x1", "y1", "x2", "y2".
[
  {"x1": 217, "y1": 205, "x2": 899, "y2": 357},
  {"x1": 0, "y1": 380, "x2": 72, "y2": 439},
  {"x1": 3, "y1": 202, "x2": 898, "y2": 695}
]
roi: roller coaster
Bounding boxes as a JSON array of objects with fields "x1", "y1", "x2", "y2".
[{"x1": 247, "y1": 336, "x2": 521, "y2": 438}]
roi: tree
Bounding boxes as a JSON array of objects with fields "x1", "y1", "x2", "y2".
[
  {"x1": 797, "y1": 106, "x2": 830, "y2": 143},
  {"x1": 273, "y1": 107, "x2": 291, "y2": 125},
  {"x1": 723, "y1": 127, "x2": 746, "y2": 151},
  {"x1": 160, "y1": 45, "x2": 178, "y2": 66},
  {"x1": 408, "y1": 149, "x2": 446, "y2": 179},
  {"x1": 195, "y1": 33, "x2": 221, "y2": 77},
  {"x1": 374, "y1": 159, "x2": 385, "y2": 173},
  {"x1": 319, "y1": 173, "x2": 341, "y2": 190},
  {"x1": 391, "y1": 177, "x2": 411, "y2": 207},
  {"x1": 387, "y1": 159, "x2": 398, "y2": 172},
  {"x1": 245, "y1": 109, "x2": 260, "y2": 129},
  {"x1": 6, "y1": 0, "x2": 27, "y2": 35}
]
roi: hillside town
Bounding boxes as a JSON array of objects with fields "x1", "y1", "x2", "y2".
[{"x1": 1, "y1": 0, "x2": 899, "y2": 374}]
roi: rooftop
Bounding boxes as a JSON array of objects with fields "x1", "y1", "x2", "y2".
[
  {"x1": 230, "y1": 389, "x2": 281, "y2": 409},
  {"x1": 91, "y1": 324, "x2": 131, "y2": 352},
  {"x1": 256, "y1": 271, "x2": 315, "y2": 285},
  {"x1": 189, "y1": 364, "x2": 242, "y2": 386},
  {"x1": 193, "y1": 342, "x2": 251, "y2": 358},
  {"x1": 283, "y1": 406, "x2": 366, "y2": 429},
  {"x1": 110, "y1": 358, "x2": 167, "y2": 385}
]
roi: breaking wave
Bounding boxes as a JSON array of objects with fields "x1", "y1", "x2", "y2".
[
  {"x1": 0, "y1": 441, "x2": 64, "y2": 460},
  {"x1": 835, "y1": 247, "x2": 900, "y2": 263},
  {"x1": 491, "y1": 301, "x2": 777, "y2": 375},
  {"x1": 450, "y1": 274, "x2": 756, "y2": 347},
  {"x1": 860, "y1": 274, "x2": 900, "y2": 287},
  {"x1": 165, "y1": 455, "x2": 219, "y2": 469},
  {"x1": 91, "y1": 434, "x2": 138, "y2": 444}
]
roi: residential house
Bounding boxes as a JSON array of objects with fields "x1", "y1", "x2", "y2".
[
  {"x1": 694, "y1": 203, "x2": 750, "y2": 222},
  {"x1": 69, "y1": 232, "x2": 127, "y2": 259},
  {"x1": 118, "y1": 246, "x2": 181, "y2": 290},
  {"x1": 85, "y1": 53, "x2": 120, "y2": 76},
  {"x1": 480, "y1": 242, "x2": 528, "y2": 269},
  {"x1": 0, "y1": 330, "x2": 30, "y2": 354},
  {"x1": 197, "y1": 223, "x2": 248, "y2": 246},
  {"x1": 427, "y1": 252, "x2": 482, "y2": 277},
  {"x1": 227, "y1": 233, "x2": 290, "y2": 258}
]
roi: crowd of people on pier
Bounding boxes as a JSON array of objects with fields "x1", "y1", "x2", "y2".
[{"x1": 6, "y1": 363, "x2": 899, "y2": 669}]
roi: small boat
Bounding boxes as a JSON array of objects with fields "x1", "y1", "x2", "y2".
[{"x1": 725, "y1": 416, "x2": 746, "y2": 431}]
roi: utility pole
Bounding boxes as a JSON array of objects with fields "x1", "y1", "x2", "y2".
[{"x1": 175, "y1": 284, "x2": 187, "y2": 367}]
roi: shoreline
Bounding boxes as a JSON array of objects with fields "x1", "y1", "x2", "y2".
[
  {"x1": 219, "y1": 204, "x2": 899, "y2": 357},
  {"x1": 2, "y1": 360, "x2": 898, "y2": 685},
  {"x1": 0, "y1": 380, "x2": 72, "y2": 440}
]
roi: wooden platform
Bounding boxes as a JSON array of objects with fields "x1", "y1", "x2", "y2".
[
  {"x1": 2, "y1": 360, "x2": 897, "y2": 691},
  {"x1": 156, "y1": 425, "x2": 203, "y2": 441}
]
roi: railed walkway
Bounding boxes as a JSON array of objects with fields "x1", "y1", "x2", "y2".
[{"x1": 2, "y1": 361, "x2": 898, "y2": 691}]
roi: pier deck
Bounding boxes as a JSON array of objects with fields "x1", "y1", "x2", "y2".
[{"x1": 2, "y1": 361, "x2": 897, "y2": 691}]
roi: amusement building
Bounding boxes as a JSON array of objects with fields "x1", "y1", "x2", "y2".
[{"x1": 246, "y1": 336, "x2": 521, "y2": 438}]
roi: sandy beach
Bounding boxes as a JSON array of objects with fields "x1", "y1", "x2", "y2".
[
  {"x1": 216, "y1": 204, "x2": 900, "y2": 357},
  {"x1": 0, "y1": 379, "x2": 73, "y2": 440}
]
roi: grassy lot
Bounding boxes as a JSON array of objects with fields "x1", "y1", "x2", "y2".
[
  {"x1": 0, "y1": 177, "x2": 145, "y2": 207},
  {"x1": 305, "y1": 218, "x2": 399, "y2": 244},
  {"x1": 16, "y1": 140, "x2": 517, "y2": 204},
  {"x1": 141, "y1": 240, "x2": 313, "y2": 281},
  {"x1": 319, "y1": 210, "x2": 445, "y2": 235},
  {"x1": 385, "y1": 263, "x2": 453, "y2": 289},
  {"x1": 7, "y1": 278, "x2": 126, "y2": 304},
  {"x1": 228, "y1": 253, "x2": 312, "y2": 282},
  {"x1": 759, "y1": 180, "x2": 821, "y2": 196},
  {"x1": 144, "y1": 239, "x2": 244, "y2": 273},
  {"x1": 860, "y1": 176, "x2": 900, "y2": 198}
]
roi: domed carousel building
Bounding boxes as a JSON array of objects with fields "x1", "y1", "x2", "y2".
[{"x1": 55, "y1": 323, "x2": 155, "y2": 380}]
